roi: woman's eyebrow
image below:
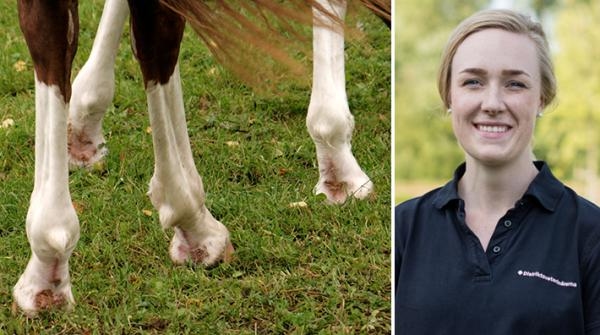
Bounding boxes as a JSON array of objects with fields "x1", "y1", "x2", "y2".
[
  {"x1": 458, "y1": 67, "x2": 487, "y2": 75},
  {"x1": 501, "y1": 69, "x2": 531, "y2": 77},
  {"x1": 458, "y1": 68, "x2": 531, "y2": 77}
]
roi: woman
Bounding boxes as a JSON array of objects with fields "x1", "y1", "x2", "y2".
[{"x1": 395, "y1": 9, "x2": 600, "y2": 334}]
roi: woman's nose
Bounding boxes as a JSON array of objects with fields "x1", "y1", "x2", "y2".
[{"x1": 481, "y1": 85, "x2": 505, "y2": 115}]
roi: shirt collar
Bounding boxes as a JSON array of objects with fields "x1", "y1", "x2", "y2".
[
  {"x1": 432, "y1": 163, "x2": 464, "y2": 210},
  {"x1": 433, "y1": 161, "x2": 564, "y2": 212}
]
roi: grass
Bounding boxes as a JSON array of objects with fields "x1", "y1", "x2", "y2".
[{"x1": 0, "y1": 1, "x2": 391, "y2": 333}]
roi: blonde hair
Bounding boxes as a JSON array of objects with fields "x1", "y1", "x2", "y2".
[{"x1": 437, "y1": 9, "x2": 556, "y2": 109}]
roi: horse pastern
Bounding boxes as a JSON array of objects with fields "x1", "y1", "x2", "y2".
[
  {"x1": 190, "y1": 246, "x2": 209, "y2": 264},
  {"x1": 34, "y1": 289, "x2": 67, "y2": 311},
  {"x1": 171, "y1": 233, "x2": 233, "y2": 267},
  {"x1": 67, "y1": 127, "x2": 107, "y2": 168},
  {"x1": 317, "y1": 180, "x2": 348, "y2": 204}
]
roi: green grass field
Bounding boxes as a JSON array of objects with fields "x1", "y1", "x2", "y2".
[{"x1": 0, "y1": 1, "x2": 390, "y2": 333}]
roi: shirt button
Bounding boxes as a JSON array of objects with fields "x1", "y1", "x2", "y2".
[
  {"x1": 503, "y1": 220, "x2": 513, "y2": 228},
  {"x1": 492, "y1": 246, "x2": 502, "y2": 253}
]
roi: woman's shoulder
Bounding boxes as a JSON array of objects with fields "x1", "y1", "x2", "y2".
[
  {"x1": 564, "y1": 186, "x2": 600, "y2": 225},
  {"x1": 561, "y1": 187, "x2": 600, "y2": 260},
  {"x1": 394, "y1": 186, "x2": 451, "y2": 253},
  {"x1": 395, "y1": 186, "x2": 447, "y2": 220}
]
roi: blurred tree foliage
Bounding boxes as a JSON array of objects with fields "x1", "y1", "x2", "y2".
[
  {"x1": 396, "y1": 0, "x2": 600, "y2": 196},
  {"x1": 395, "y1": 0, "x2": 486, "y2": 181},
  {"x1": 535, "y1": 0, "x2": 600, "y2": 198}
]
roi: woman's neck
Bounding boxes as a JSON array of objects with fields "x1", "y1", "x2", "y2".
[{"x1": 458, "y1": 155, "x2": 539, "y2": 213}]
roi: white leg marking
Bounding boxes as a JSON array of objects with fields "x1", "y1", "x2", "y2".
[
  {"x1": 146, "y1": 65, "x2": 233, "y2": 266},
  {"x1": 68, "y1": 0, "x2": 129, "y2": 168},
  {"x1": 307, "y1": 0, "x2": 374, "y2": 204},
  {"x1": 13, "y1": 81, "x2": 80, "y2": 316}
]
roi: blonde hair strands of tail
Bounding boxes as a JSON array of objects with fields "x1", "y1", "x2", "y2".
[{"x1": 159, "y1": 0, "x2": 390, "y2": 92}]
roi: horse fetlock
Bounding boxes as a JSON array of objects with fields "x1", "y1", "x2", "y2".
[{"x1": 307, "y1": 101, "x2": 354, "y2": 147}]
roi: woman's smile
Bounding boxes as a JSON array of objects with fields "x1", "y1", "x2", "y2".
[{"x1": 474, "y1": 122, "x2": 512, "y2": 138}]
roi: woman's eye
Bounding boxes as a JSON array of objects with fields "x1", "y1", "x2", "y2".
[
  {"x1": 462, "y1": 79, "x2": 481, "y2": 87},
  {"x1": 507, "y1": 81, "x2": 527, "y2": 89}
]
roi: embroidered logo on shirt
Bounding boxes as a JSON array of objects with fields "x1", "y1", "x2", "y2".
[{"x1": 517, "y1": 270, "x2": 578, "y2": 288}]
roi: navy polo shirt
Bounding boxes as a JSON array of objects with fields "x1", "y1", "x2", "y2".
[{"x1": 395, "y1": 161, "x2": 600, "y2": 335}]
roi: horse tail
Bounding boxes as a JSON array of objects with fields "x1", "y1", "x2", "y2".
[
  {"x1": 360, "y1": 0, "x2": 391, "y2": 27},
  {"x1": 157, "y1": 1, "x2": 386, "y2": 91}
]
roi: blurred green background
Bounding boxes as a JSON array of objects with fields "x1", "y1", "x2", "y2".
[{"x1": 395, "y1": 0, "x2": 600, "y2": 204}]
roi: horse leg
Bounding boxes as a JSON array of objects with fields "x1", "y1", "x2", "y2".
[
  {"x1": 307, "y1": 0, "x2": 374, "y2": 204},
  {"x1": 128, "y1": 0, "x2": 234, "y2": 266},
  {"x1": 13, "y1": 0, "x2": 80, "y2": 316},
  {"x1": 68, "y1": 0, "x2": 129, "y2": 168}
]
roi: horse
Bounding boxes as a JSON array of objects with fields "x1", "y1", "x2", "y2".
[{"x1": 12, "y1": 0, "x2": 390, "y2": 316}]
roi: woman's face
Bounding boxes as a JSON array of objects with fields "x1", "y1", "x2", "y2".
[{"x1": 449, "y1": 28, "x2": 543, "y2": 167}]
